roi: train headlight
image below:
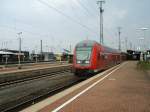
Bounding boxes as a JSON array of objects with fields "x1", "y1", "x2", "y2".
[
  {"x1": 85, "y1": 60, "x2": 90, "y2": 64},
  {"x1": 77, "y1": 61, "x2": 81, "y2": 64}
]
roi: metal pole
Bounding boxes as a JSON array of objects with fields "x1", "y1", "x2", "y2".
[{"x1": 97, "y1": 0, "x2": 105, "y2": 44}]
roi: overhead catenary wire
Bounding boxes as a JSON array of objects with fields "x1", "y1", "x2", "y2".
[
  {"x1": 68, "y1": 0, "x2": 84, "y2": 24},
  {"x1": 72, "y1": 0, "x2": 95, "y2": 17},
  {"x1": 68, "y1": 0, "x2": 88, "y2": 17},
  {"x1": 70, "y1": 0, "x2": 99, "y2": 38},
  {"x1": 82, "y1": 0, "x2": 99, "y2": 16},
  {"x1": 71, "y1": 0, "x2": 116, "y2": 44},
  {"x1": 38, "y1": 0, "x2": 116, "y2": 48},
  {"x1": 66, "y1": 0, "x2": 118, "y2": 46},
  {"x1": 70, "y1": 0, "x2": 99, "y2": 32},
  {"x1": 37, "y1": 0, "x2": 98, "y2": 36},
  {"x1": 0, "y1": 24, "x2": 48, "y2": 38}
]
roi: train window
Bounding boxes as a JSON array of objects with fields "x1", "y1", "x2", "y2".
[
  {"x1": 104, "y1": 55, "x2": 108, "y2": 59},
  {"x1": 76, "y1": 47, "x2": 92, "y2": 61},
  {"x1": 98, "y1": 53, "x2": 101, "y2": 59},
  {"x1": 101, "y1": 54, "x2": 105, "y2": 60},
  {"x1": 101, "y1": 53, "x2": 108, "y2": 60},
  {"x1": 76, "y1": 47, "x2": 92, "y2": 51}
]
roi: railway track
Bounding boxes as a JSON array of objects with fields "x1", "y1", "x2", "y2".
[
  {"x1": 0, "y1": 61, "x2": 122, "y2": 112},
  {"x1": 0, "y1": 69, "x2": 71, "y2": 89},
  {"x1": 0, "y1": 65, "x2": 71, "y2": 88},
  {"x1": 0, "y1": 71, "x2": 82, "y2": 112}
]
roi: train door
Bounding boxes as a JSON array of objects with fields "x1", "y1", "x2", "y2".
[
  {"x1": 100, "y1": 52, "x2": 108, "y2": 69},
  {"x1": 96, "y1": 47, "x2": 101, "y2": 70},
  {"x1": 104, "y1": 53, "x2": 109, "y2": 69}
]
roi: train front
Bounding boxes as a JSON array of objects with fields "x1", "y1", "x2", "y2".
[{"x1": 73, "y1": 40, "x2": 95, "y2": 75}]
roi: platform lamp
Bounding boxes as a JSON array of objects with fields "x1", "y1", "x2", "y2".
[
  {"x1": 137, "y1": 27, "x2": 148, "y2": 51},
  {"x1": 137, "y1": 28, "x2": 148, "y2": 61}
]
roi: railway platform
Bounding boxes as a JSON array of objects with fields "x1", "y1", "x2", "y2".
[
  {"x1": 0, "y1": 62, "x2": 70, "y2": 74},
  {"x1": 22, "y1": 61, "x2": 150, "y2": 112}
]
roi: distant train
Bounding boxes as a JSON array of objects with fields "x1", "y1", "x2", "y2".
[
  {"x1": 126, "y1": 50, "x2": 141, "y2": 60},
  {"x1": 73, "y1": 40, "x2": 125, "y2": 76}
]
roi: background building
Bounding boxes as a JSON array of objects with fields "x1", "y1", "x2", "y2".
[{"x1": 0, "y1": 49, "x2": 30, "y2": 64}]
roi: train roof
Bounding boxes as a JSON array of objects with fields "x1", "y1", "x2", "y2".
[
  {"x1": 103, "y1": 46, "x2": 120, "y2": 53},
  {"x1": 76, "y1": 40, "x2": 98, "y2": 47},
  {"x1": 76, "y1": 40, "x2": 120, "y2": 53}
]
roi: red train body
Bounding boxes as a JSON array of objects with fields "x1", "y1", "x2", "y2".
[{"x1": 73, "y1": 40, "x2": 123, "y2": 76}]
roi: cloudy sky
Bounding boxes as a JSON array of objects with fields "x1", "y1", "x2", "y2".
[{"x1": 0, "y1": 0, "x2": 149, "y2": 53}]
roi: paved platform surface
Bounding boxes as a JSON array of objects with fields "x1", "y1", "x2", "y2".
[{"x1": 22, "y1": 61, "x2": 150, "y2": 112}]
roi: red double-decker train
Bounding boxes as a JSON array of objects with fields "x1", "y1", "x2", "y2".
[{"x1": 73, "y1": 40, "x2": 125, "y2": 76}]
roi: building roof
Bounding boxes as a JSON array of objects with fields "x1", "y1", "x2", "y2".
[
  {"x1": 0, "y1": 51, "x2": 15, "y2": 54},
  {"x1": 0, "y1": 51, "x2": 24, "y2": 55}
]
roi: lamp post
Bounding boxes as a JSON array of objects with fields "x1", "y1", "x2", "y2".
[
  {"x1": 137, "y1": 28, "x2": 148, "y2": 51},
  {"x1": 137, "y1": 28, "x2": 148, "y2": 61},
  {"x1": 138, "y1": 37, "x2": 144, "y2": 51},
  {"x1": 17, "y1": 32, "x2": 22, "y2": 69},
  {"x1": 35, "y1": 45, "x2": 38, "y2": 63},
  {"x1": 5, "y1": 41, "x2": 8, "y2": 65}
]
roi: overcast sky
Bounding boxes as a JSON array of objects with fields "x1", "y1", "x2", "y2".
[{"x1": 0, "y1": 0, "x2": 150, "y2": 53}]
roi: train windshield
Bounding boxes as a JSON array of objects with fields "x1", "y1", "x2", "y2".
[{"x1": 76, "y1": 47, "x2": 92, "y2": 61}]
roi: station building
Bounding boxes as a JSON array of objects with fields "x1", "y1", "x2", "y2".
[
  {"x1": 0, "y1": 49, "x2": 30, "y2": 64},
  {"x1": 30, "y1": 52, "x2": 55, "y2": 62}
]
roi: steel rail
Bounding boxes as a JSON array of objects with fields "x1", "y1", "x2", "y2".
[
  {"x1": 1, "y1": 72, "x2": 82, "y2": 112},
  {"x1": 0, "y1": 69, "x2": 71, "y2": 89}
]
